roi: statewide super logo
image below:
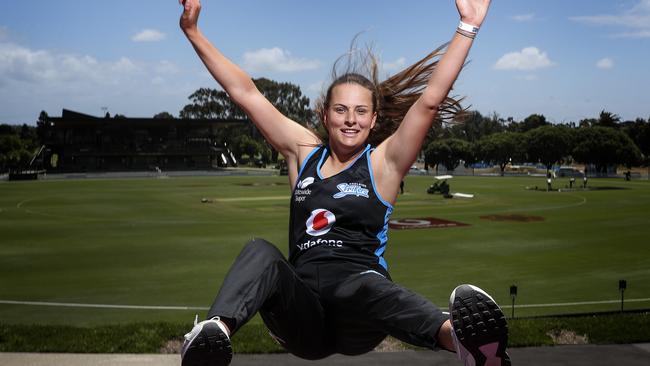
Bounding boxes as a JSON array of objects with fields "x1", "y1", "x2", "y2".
[
  {"x1": 297, "y1": 177, "x2": 314, "y2": 189},
  {"x1": 295, "y1": 177, "x2": 314, "y2": 203},
  {"x1": 306, "y1": 208, "x2": 336, "y2": 236}
]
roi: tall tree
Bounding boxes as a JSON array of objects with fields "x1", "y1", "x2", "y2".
[
  {"x1": 36, "y1": 110, "x2": 49, "y2": 144},
  {"x1": 623, "y1": 118, "x2": 650, "y2": 166},
  {"x1": 449, "y1": 110, "x2": 504, "y2": 142},
  {"x1": 573, "y1": 127, "x2": 642, "y2": 174},
  {"x1": 230, "y1": 134, "x2": 271, "y2": 164},
  {"x1": 510, "y1": 113, "x2": 548, "y2": 133},
  {"x1": 179, "y1": 78, "x2": 314, "y2": 123},
  {"x1": 578, "y1": 111, "x2": 621, "y2": 129},
  {"x1": 179, "y1": 88, "x2": 240, "y2": 119},
  {"x1": 618, "y1": 139, "x2": 644, "y2": 169},
  {"x1": 476, "y1": 132, "x2": 525, "y2": 176},
  {"x1": 179, "y1": 78, "x2": 314, "y2": 163},
  {"x1": 153, "y1": 111, "x2": 175, "y2": 119},
  {"x1": 595, "y1": 110, "x2": 621, "y2": 129},
  {"x1": 579, "y1": 117, "x2": 597, "y2": 128},
  {"x1": 424, "y1": 138, "x2": 472, "y2": 172},
  {"x1": 253, "y1": 78, "x2": 315, "y2": 125},
  {"x1": 525, "y1": 125, "x2": 573, "y2": 173}
]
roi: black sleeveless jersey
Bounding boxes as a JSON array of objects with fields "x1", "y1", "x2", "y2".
[{"x1": 288, "y1": 144, "x2": 394, "y2": 276}]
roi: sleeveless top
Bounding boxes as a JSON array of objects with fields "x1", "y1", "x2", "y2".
[{"x1": 288, "y1": 144, "x2": 394, "y2": 276}]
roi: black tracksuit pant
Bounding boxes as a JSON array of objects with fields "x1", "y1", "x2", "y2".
[{"x1": 207, "y1": 238, "x2": 448, "y2": 360}]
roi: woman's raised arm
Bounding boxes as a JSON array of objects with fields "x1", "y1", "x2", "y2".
[
  {"x1": 179, "y1": 0, "x2": 320, "y2": 180},
  {"x1": 374, "y1": 0, "x2": 491, "y2": 188}
]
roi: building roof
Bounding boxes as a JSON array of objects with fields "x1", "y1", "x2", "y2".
[{"x1": 48, "y1": 109, "x2": 248, "y2": 128}]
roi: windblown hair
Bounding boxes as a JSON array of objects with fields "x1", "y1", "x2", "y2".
[{"x1": 314, "y1": 42, "x2": 464, "y2": 146}]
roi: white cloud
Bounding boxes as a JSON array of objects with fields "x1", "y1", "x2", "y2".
[
  {"x1": 0, "y1": 40, "x2": 191, "y2": 122},
  {"x1": 382, "y1": 57, "x2": 406, "y2": 72},
  {"x1": 132, "y1": 29, "x2": 166, "y2": 42},
  {"x1": 494, "y1": 47, "x2": 555, "y2": 71},
  {"x1": 0, "y1": 42, "x2": 184, "y2": 88},
  {"x1": 596, "y1": 57, "x2": 615, "y2": 69},
  {"x1": 0, "y1": 42, "x2": 149, "y2": 93},
  {"x1": 570, "y1": 0, "x2": 650, "y2": 38},
  {"x1": 511, "y1": 14, "x2": 535, "y2": 22},
  {"x1": 243, "y1": 47, "x2": 320, "y2": 73},
  {"x1": 0, "y1": 43, "x2": 60, "y2": 83}
]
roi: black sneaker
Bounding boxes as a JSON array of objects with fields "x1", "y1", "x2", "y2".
[
  {"x1": 449, "y1": 284, "x2": 511, "y2": 366},
  {"x1": 181, "y1": 316, "x2": 233, "y2": 366}
]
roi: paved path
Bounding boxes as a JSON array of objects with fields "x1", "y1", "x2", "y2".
[{"x1": 2, "y1": 344, "x2": 649, "y2": 366}]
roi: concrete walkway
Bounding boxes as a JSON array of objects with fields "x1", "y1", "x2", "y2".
[{"x1": 2, "y1": 344, "x2": 650, "y2": 366}]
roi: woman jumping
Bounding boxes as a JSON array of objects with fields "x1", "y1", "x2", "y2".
[{"x1": 178, "y1": 0, "x2": 510, "y2": 365}]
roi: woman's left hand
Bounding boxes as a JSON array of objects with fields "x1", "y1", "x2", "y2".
[{"x1": 455, "y1": 0, "x2": 491, "y2": 27}]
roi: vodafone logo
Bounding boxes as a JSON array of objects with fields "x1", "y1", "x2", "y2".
[{"x1": 306, "y1": 208, "x2": 336, "y2": 236}]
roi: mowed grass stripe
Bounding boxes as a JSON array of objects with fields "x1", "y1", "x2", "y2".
[
  {"x1": 215, "y1": 196, "x2": 289, "y2": 202},
  {"x1": 0, "y1": 300, "x2": 209, "y2": 311},
  {"x1": 0, "y1": 175, "x2": 648, "y2": 325},
  {"x1": 3, "y1": 297, "x2": 650, "y2": 310}
]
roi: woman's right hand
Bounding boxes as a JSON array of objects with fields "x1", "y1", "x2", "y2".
[
  {"x1": 455, "y1": 0, "x2": 491, "y2": 28},
  {"x1": 179, "y1": 0, "x2": 201, "y2": 34}
]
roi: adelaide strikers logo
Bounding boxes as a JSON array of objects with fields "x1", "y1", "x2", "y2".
[
  {"x1": 332, "y1": 182, "x2": 369, "y2": 199},
  {"x1": 306, "y1": 208, "x2": 336, "y2": 236}
]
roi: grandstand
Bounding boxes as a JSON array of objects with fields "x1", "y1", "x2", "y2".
[{"x1": 40, "y1": 109, "x2": 245, "y2": 172}]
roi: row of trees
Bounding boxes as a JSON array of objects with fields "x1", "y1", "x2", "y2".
[
  {"x1": 425, "y1": 125, "x2": 644, "y2": 176},
  {"x1": 170, "y1": 79, "x2": 649, "y2": 171},
  {"x1": 424, "y1": 108, "x2": 650, "y2": 175},
  {"x1": 441, "y1": 110, "x2": 648, "y2": 140},
  {"x1": 5, "y1": 77, "x2": 648, "y2": 172}
]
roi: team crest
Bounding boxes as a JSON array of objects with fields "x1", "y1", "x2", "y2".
[{"x1": 333, "y1": 183, "x2": 369, "y2": 199}]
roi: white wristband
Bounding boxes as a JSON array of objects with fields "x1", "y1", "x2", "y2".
[{"x1": 458, "y1": 21, "x2": 479, "y2": 34}]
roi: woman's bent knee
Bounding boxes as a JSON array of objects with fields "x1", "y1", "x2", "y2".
[
  {"x1": 241, "y1": 238, "x2": 283, "y2": 258},
  {"x1": 237, "y1": 238, "x2": 286, "y2": 269}
]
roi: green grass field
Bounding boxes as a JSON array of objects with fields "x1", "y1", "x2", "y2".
[{"x1": 1, "y1": 174, "x2": 649, "y2": 327}]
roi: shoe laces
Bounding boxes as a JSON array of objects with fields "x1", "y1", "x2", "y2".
[
  {"x1": 183, "y1": 314, "x2": 200, "y2": 341},
  {"x1": 184, "y1": 315, "x2": 229, "y2": 341}
]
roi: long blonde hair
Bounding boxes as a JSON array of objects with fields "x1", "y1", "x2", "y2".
[{"x1": 314, "y1": 43, "x2": 464, "y2": 146}]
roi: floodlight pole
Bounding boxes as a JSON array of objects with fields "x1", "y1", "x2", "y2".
[
  {"x1": 510, "y1": 285, "x2": 518, "y2": 319},
  {"x1": 619, "y1": 280, "x2": 627, "y2": 312}
]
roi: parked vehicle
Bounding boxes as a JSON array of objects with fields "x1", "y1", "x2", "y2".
[{"x1": 555, "y1": 167, "x2": 584, "y2": 178}]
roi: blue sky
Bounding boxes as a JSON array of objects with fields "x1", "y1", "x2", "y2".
[{"x1": 1, "y1": 0, "x2": 649, "y2": 125}]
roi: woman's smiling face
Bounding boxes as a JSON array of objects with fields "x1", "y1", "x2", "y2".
[{"x1": 324, "y1": 82, "x2": 377, "y2": 152}]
